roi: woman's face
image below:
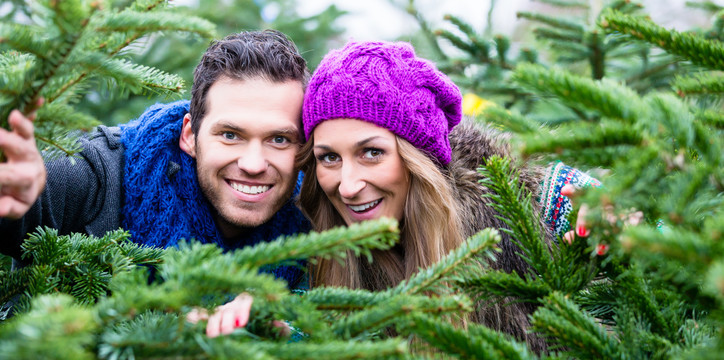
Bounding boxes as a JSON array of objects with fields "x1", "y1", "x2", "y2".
[{"x1": 312, "y1": 119, "x2": 410, "y2": 225}]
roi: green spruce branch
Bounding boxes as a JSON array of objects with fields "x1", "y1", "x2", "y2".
[
  {"x1": 0, "y1": 0, "x2": 216, "y2": 158},
  {"x1": 600, "y1": 9, "x2": 724, "y2": 70},
  {"x1": 399, "y1": 314, "x2": 537, "y2": 360},
  {"x1": 233, "y1": 218, "x2": 398, "y2": 269},
  {"x1": 673, "y1": 72, "x2": 724, "y2": 96}
]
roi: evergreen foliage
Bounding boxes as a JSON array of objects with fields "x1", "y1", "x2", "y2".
[
  {"x1": 0, "y1": 0, "x2": 215, "y2": 159},
  {"x1": 1, "y1": 0, "x2": 723, "y2": 358}
]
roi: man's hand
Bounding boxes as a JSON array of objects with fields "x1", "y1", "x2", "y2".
[{"x1": 0, "y1": 103, "x2": 46, "y2": 219}]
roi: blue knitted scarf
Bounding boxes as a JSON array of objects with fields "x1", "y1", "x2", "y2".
[{"x1": 119, "y1": 101, "x2": 310, "y2": 288}]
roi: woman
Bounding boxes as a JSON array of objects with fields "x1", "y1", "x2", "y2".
[{"x1": 298, "y1": 40, "x2": 565, "y2": 351}]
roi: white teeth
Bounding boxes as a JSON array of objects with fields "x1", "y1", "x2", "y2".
[
  {"x1": 232, "y1": 183, "x2": 270, "y2": 195},
  {"x1": 349, "y1": 199, "x2": 381, "y2": 212}
]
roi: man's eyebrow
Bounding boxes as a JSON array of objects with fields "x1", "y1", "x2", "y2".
[
  {"x1": 274, "y1": 127, "x2": 301, "y2": 136},
  {"x1": 212, "y1": 120, "x2": 246, "y2": 133}
]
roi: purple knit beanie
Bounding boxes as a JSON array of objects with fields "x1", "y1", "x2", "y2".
[{"x1": 303, "y1": 41, "x2": 462, "y2": 166}]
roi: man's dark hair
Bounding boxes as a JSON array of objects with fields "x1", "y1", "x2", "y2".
[{"x1": 189, "y1": 29, "x2": 309, "y2": 134}]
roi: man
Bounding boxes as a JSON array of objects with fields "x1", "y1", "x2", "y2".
[{"x1": 0, "y1": 30, "x2": 311, "y2": 288}]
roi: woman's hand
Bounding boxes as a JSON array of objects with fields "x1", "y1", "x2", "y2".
[
  {"x1": 560, "y1": 184, "x2": 644, "y2": 249},
  {"x1": 187, "y1": 293, "x2": 253, "y2": 338}
]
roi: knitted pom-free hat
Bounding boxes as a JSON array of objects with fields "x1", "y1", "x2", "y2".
[{"x1": 303, "y1": 41, "x2": 462, "y2": 166}]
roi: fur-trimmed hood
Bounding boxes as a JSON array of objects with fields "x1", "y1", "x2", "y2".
[{"x1": 448, "y1": 117, "x2": 550, "y2": 353}]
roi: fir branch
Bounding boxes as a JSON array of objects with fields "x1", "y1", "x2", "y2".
[
  {"x1": 398, "y1": 0, "x2": 448, "y2": 61},
  {"x1": 0, "y1": 23, "x2": 52, "y2": 60},
  {"x1": 443, "y1": 14, "x2": 477, "y2": 40},
  {"x1": 332, "y1": 295, "x2": 472, "y2": 339},
  {"x1": 0, "y1": 294, "x2": 97, "y2": 360},
  {"x1": 600, "y1": 9, "x2": 724, "y2": 70},
  {"x1": 479, "y1": 106, "x2": 541, "y2": 134},
  {"x1": 155, "y1": 242, "x2": 290, "y2": 304},
  {"x1": 703, "y1": 260, "x2": 724, "y2": 303},
  {"x1": 685, "y1": 1, "x2": 723, "y2": 13},
  {"x1": 0, "y1": 51, "x2": 36, "y2": 127},
  {"x1": 19, "y1": 3, "x2": 96, "y2": 115},
  {"x1": 615, "y1": 272, "x2": 681, "y2": 340},
  {"x1": 531, "y1": 292, "x2": 620, "y2": 357},
  {"x1": 304, "y1": 287, "x2": 391, "y2": 311},
  {"x1": 478, "y1": 156, "x2": 552, "y2": 276},
  {"x1": 98, "y1": 311, "x2": 203, "y2": 360},
  {"x1": 252, "y1": 339, "x2": 408, "y2": 359},
  {"x1": 35, "y1": 102, "x2": 99, "y2": 132},
  {"x1": 495, "y1": 35, "x2": 511, "y2": 67},
  {"x1": 695, "y1": 109, "x2": 724, "y2": 129},
  {"x1": 435, "y1": 29, "x2": 477, "y2": 56},
  {"x1": 95, "y1": 10, "x2": 215, "y2": 38},
  {"x1": 4, "y1": 227, "x2": 163, "y2": 309},
  {"x1": 673, "y1": 72, "x2": 724, "y2": 95},
  {"x1": 459, "y1": 270, "x2": 551, "y2": 303},
  {"x1": 549, "y1": 40, "x2": 591, "y2": 63},
  {"x1": 95, "y1": 58, "x2": 185, "y2": 93},
  {"x1": 553, "y1": 145, "x2": 636, "y2": 168},
  {"x1": 391, "y1": 229, "x2": 501, "y2": 296},
  {"x1": 0, "y1": 266, "x2": 32, "y2": 306},
  {"x1": 399, "y1": 314, "x2": 537, "y2": 360},
  {"x1": 520, "y1": 120, "x2": 643, "y2": 156},
  {"x1": 233, "y1": 218, "x2": 398, "y2": 269},
  {"x1": 533, "y1": 27, "x2": 585, "y2": 43},
  {"x1": 606, "y1": 0, "x2": 645, "y2": 13},
  {"x1": 512, "y1": 63, "x2": 646, "y2": 123},
  {"x1": 534, "y1": 0, "x2": 588, "y2": 8},
  {"x1": 34, "y1": 133, "x2": 84, "y2": 159},
  {"x1": 517, "y1": 11, "x2": 585, "y2": 33},
  {"x1": 620, "y1": 225, "x2": 713, "y2": 274}
]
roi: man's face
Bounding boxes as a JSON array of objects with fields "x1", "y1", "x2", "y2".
[{"x1": 180, "y1": 76, "x2": 304, "y2": 238}]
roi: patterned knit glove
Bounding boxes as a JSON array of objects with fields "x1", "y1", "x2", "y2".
[{"x1": 540, "y1": 162, "x2": 601, "y2": 238}]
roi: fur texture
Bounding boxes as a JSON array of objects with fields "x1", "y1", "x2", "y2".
[{"x1": 448, "y1": 118, "x2": 551, "y2": 353}]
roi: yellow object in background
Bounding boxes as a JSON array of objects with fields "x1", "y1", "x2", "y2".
[{"x1": 462, "y1": 93, "x2": 494, "y2": 116}]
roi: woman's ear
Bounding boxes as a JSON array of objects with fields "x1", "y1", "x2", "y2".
[{"x1": 179, "y1": 113, "x2": 196, "y2": 158}]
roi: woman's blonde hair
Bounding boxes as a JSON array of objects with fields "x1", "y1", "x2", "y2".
[{"x1": 298, "y1": 135, "x2": 464, "y2": 291}]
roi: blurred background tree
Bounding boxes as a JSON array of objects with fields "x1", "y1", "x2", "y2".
[{"x1": 76, "y1": 0, "x2": 346, "y2": 125}]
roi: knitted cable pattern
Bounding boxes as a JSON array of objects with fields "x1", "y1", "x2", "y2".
[{"x1": 303, "y1": 41, "x2": 462, "y2": 165}]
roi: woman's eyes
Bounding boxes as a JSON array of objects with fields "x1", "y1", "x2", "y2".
[
  {"x1": 363, "y1": 148, "x2": 384, "y2": 159},
  {"x1": 316, "y1": 148, "x2": 384, "y2": 165},
  {"x1": 317, "y1": 153, "x2": 340, "y2": 164}
]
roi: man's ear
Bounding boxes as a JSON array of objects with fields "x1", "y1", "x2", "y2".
[{"x1": 179, "y1": 113, "x2": 196, "y2": 158}]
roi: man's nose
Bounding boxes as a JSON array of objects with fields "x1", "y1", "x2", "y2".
[{"x1": 237, "y1": 142, "x2": 268, "y2": 175}]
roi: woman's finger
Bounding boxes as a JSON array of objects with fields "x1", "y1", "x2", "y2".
[{"x1": 576, "y1": 204, "x2": 590, "y2": 238}]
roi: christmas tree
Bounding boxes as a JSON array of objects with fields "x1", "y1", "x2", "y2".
[{"x1": 1, "y1": 0, "x2": 723, "y2": 358}]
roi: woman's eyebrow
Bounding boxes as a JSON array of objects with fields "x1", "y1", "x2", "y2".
[{"x1": 355, "y1": 136, "x2": 384, "y2": 147}]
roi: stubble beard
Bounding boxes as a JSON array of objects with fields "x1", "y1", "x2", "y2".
[{"x1": 194, "y1": 158, "x2": 296, "y2": 237}]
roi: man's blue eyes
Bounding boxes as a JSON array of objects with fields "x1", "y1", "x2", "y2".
[{"x1": 221, "y1": 133, "x2": 290, "y2": 144}]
